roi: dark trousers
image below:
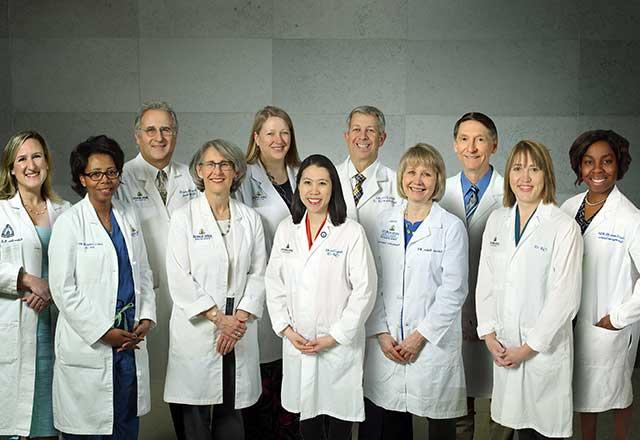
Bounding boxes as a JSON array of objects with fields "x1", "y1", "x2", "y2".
[
  {"x1": 359, "y1": 397, "x2": 455, "y2": 440},
  {"x1": 300, "y1": 415, "x2": 352, "y2": 440},
  {"x1": 62, "y1": 349, "x2": 138, "y2": 440},
  {"x1": 516, "y1": 429, "x2": 559, "y2": 440},
  {"x1": 242, "y1": 359, "x2": 301, "y2": 440},
  {"x1": 176, "y1": 297, "x2": 244, "y2": 440}
]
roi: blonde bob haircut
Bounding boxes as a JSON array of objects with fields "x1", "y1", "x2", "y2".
[
  {"x1": 397, "y1": 143, "x2": 447, "y2": 202},
  {"x1": 246, "y1": 106, "x2": 301, "y2": 167},
  {"x1": 0, "y1": 130, "x2": 61, "y2": 202},
  {"x1": 503, "y1": 140, "x2": 557, "y2": 207}
]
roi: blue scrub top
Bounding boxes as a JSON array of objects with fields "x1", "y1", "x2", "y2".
[{"x1": 109, "y1": 210, "x2": 136, "y2": 331}]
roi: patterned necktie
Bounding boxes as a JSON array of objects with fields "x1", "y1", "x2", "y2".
[
  {"x1": 465, "y1": 184, "x2": 479, "y2": 222},
  {"x1": 156, "y1": 170, "x2": 168, "y2": 205},
  {"x1": 353, "y1": 173, "x2": 366, "y2": 206}
]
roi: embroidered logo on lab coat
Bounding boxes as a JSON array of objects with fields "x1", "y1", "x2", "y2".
[
  {"x1": 193, "y1": 229, "x2": 213, "y2": 241},
  {"x1": 489, "y1": 236, "x2": 500, "y2": 247},
  {"x1": 320, "y1": 231, "x2": 327, "y2": 238},
  {"x1": 1, "y1": 224, "x2": 14, "y2": 238},
  {"x1": 131, "y1": 228, "x2": 139, "y2": 238},
  {"x1": 281, "y1": 243, "x2": 294, "y2": 254},
  {"x1": 325, "y1": 248, "x2": 344, "y2": 257},
  {"x1": 132, "y1": 192, "x2": 149, "y2": 202}
]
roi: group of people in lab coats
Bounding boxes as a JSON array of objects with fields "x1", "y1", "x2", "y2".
[{"x1": 0, "y1": 101, "x2": 639, "y2": 440}]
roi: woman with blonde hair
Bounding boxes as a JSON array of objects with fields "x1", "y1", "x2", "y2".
[
  {"x1": 0, "y1": 131, "x2": 69, "y2": 439},
  {"x1": 476, "y1": 140, "x2": 583, "y2": 439},
  {"x1": 237, "y1": 106, "x2": 302, "y2": 439},
  {"x1": 362, "y1": 143, "x2": 468, "y2": 439}
]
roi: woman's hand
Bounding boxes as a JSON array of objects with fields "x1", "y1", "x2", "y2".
[
  {"x1": 484, "y1": 332, "x2": 511, "y2": 367},
  {"x1": 101, "y1": 328, "x2": 140, "y2": 351},
  {"x1": 503, "y1": 343, "x2": 536, "y2": 368},
  {"x1": 302, "y1": 335, "x2": 337, "y2": 355},
  {"x1": 19, "y1": 271, "x2": 52, "y2": 302},
  {"x1": 283, "y1": 326, "x2": 310, "y2": 352},
  {"x1": 596, "y1": 314, "x2": 618, "y2": 331},
  {"x1": 377, "y1": 333, "x2": 406, "y2": 363},
  {"x1": 132, "y1": 319, "x2": 153, "y2": 340},
  {"x1": 397, "y1": 330, "x2": 427, "y2": 363}
]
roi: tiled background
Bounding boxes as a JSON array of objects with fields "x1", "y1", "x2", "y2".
[
  {"x1": 3, "y1": 2, "x2": 640, "y2": 437},
  {"x1": 3, "y1": 0, "x2": 639, "y2": 205}
]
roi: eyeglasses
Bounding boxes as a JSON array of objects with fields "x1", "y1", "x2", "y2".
[
  {"x1": 199, "y1": 160, "x2": 234, "y2": 172},
  {"x1": 83, "y1": 169, "x2": 121, "y2": 181},
  {"x1": 137, "y1": 126, "x2": 176, "y2": 138}
]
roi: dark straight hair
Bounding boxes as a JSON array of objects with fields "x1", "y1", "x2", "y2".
[{"x1": 291, "y1": 154, "x2": 347, "y2": 226}]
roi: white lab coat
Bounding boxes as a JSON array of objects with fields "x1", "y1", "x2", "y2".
[
  {"x1": 337, "y1": 158, "x2": 399, "y2": 248},
  {"x1": 49, "y1": 196, "x2": 156, "y2": 435},
  {"x1": 0, "y1": 193, "x2": 69, "y2": 437},
  {"x1": 476, "y1": 202, "x2": 583, "y2": 438},
  {"x1": 265, "y1": 215, "x2": 377, "y2": 421},
  {"x1": 364, "y1": 202, "x2": 469, "y2": 418},
  {"x1": 116, "y1": 153, "x2": 198, "y2": 384},
  {"x1": 439, "y1": 170, "x2": 503, "y2": 398},
  {"x1": 561, "y1": 186, "x2": 640, "y2": 412},
  {"x1": 163, "y1": 195, "x2": 266, "y2": 408},
  {"x1": 236, "y1": 162, "x2": 298, "y2": 363}
]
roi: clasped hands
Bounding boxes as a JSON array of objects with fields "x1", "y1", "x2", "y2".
[
  {"x1": 101, "y1": 319, "x2": 152, "y2": 352},
  {"x1": 283, "y1": 326, "x2": 337, "y2": 355},
  {"x1": 202, "y1": 307, "x2": 252, "y2": 356},
  {"x1": 377, "y1": 331, "x2": 426, "y2": 364},
  {"x1": 18, "y1": 272, "x2": 51, "y2": 314},
  {"x1": 484, "y1": 332, "x2": 536, "y2": 368}
]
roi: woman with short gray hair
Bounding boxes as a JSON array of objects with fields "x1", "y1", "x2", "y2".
[{"x1": 164, "y1": 139, "x2": 266, "y2": 440}]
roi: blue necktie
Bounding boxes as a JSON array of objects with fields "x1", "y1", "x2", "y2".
[{"x1": 465, "y1": 185, "x2": 479, "y2": 222}]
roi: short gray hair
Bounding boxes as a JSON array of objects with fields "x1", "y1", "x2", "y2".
[
  {"x1": 134, "y1": 100, "x2": 179, "y2": 132},
  {"x1": 189, "y1": 139, "x2": 247, "y2": 193},
  {"x1": 346, "y1": 105, "x2": 386, "y2": 134}
]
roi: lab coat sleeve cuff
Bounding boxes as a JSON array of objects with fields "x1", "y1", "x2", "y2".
[
  {"x1": 365, "y1": 321, "x2": 389, "y2": 337},
  {"x1": 476, "y1": 322, "x2": 496, "y2": 339},
  {"x1": 609, "y1": 311, "x2": 627, "y2": 330},
  {"x1": 184, "y1": 297, "x2": 217, "y2": 320},
  {"x1": 91, "y1": 321, "x2": 118, "y2": 346},
  {"x1": 524, "y1": 334, "x2": 549, "y2": 354},
  {"x1": 272, "y1": 320, "x2": 290, "y2": 337},
  {"x1": 416, "y1": 324, "x2": 437, "y2": 346},
  {"x1": 0, "y1": 264, "x2": 22, "y2": 296},
  {"x1": 329, "y1": 324, "x2": 350, "y2": 346},
  {"x1": 237, "y1": 296, "x2": 263, "y2": 320}
]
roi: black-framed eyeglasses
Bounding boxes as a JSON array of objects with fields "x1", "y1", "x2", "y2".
[
  {"x1": 137, "y1": 126, "x2": 176, "y2": 138},
  {"x1": 199, "y1": 160, "x2": 234, "y2": 172},
  {"x1": 83, "y1": 169, "x2": 121, "y2": 181}
]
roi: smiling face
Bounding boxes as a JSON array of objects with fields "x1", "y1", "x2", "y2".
[
  {"x1": 254, "y1": 116, "x2": 291, "y2": 164},
  {"x1": 299, "y1": 165, "x2": 332, "y2": 217},
  {"x1": 196, "y1": 147, "x2": 237, "y2": 197},
  {"x1": 135, "y1": 109, "x2": 177, "y2": 169},
  {"x1": 11, "y1": 138, "x2": 48, "y2": 194},
  {"x1": 402, "y1": 161, "x2": 437, "y2": 206},
  {"x1": 509, "y1": 152, "x2": 544, "y2": 207},
  {"x1": 344, "y1": 113, "x2": 386, "y2": 170},
  {"x1": 80, "y1": 153, "x2": 120, "y2": 206},
  {"x1": 580, "y1": 140, "x2": 618, "y2": 196},
  {"x1": 454, "y1": 120, "x2": 497, "y2": 177}
]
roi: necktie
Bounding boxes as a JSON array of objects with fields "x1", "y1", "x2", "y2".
[
  {"x1": 156, "y1": 170, "x2": 168, "y2": 205},
  {"x1": 353, "y1": 173, "x2": 366, "y2": 206},
  {"x1": 465, "y1": 184, "x2": 479, "y2": 222}
]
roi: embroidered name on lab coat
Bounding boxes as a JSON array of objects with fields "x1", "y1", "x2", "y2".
[
  {"x1": 416, "y1": 247, "x2": 443, "y2": 253},
  {"x1": 373, "y1": 195, "x2": 396, "y2": 205},
  {"x1": 179, "y1": 189, "x2": 198, "y2": 198},
  {"x1": 78, "y1": 241, "x2": 104, "y2": 249},
  {"x1": 533, "y1": 244, "x2": 548, "y2": 252},
  {"x1": 597, "y1": 232, "x2": 624, "y2": 244},
  {"x1": 325, "y1": 248, "x2": 344, "y2": 257},
  {"x1": 1, "y1": 224, "x2": 14, "y2": 238}
]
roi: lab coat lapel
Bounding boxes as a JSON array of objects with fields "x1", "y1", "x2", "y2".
[
  {"x1": 112, "y1": 200, "x2": 136, "y2": 266},
  {"x1": 407, "y1": 202, "x2": 445, "y2": 246},
  {"x1": 306, "y1": 214, "x2": 332, "y2": 261},
  {"x1": 8, "y1": 192, "x2": 39, "y2": 246},
  {"x1": 338, "y1": 160, "x2": 358, "y2": 218},
  {"x1": 229, "y1": 199, "x2": 245, "y2": 284},
  {"x1": 447, "y1": 175, "x2": 466, "y2": 221},
  {"x1": 166, "y1": 164, "x2": 181, "y2": 204},
  {"x1": 513, "y1": 201, "x2": 547, "y2": 256},
  {"x1": 583, "y1": 186, "x2": 620, "y2": 237},
  {"x1": 357, "y1": 162, "x2": 384, "y2": 208},
  {"x1": 470, "y1": 171, "x2": 502, "y2": 228}
]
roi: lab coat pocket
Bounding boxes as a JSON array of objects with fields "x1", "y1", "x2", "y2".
[
  {"x1": 57, "y1": 347, "x2": 105, "y2": 369},
  {"x1": 169, "y1": 313, "x2": 216, "y2": 358},
  {"x1": 365, "y1": 338, "x2": 396, "y2": 384},
  {"x1": 575, "y1": 323, "x2": 631, "y2": 369},
  {"x1": 0, "y1": 321, "x2": 18, "y2": 363}
]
